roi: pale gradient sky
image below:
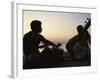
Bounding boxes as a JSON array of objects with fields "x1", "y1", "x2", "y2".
[{"x1": 23, "y1": 10, "x2": 91, "y2": 43}]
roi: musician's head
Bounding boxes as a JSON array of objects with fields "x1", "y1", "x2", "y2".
[
  {"x1": 30, "y1": 20, "x2": 42, "y2": 33},
  {"x1": 77, "y1": 25, "x2": 84, "y2": 34}
]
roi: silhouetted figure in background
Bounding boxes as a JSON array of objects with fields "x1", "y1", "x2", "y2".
[
  {"x1": 66, "y1": 18, "x2": 91, "y2": 59},
  {"x1": 23, "y1": 20, "x2": 57, "y2": 66}
]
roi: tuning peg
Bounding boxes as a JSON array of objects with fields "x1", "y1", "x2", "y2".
[
  {"x1": 87, "y1": 18, "x2": 90, "y2": 20},
  {"x1": 85, "y1": 21, "x2": 87, "y2": 23}
]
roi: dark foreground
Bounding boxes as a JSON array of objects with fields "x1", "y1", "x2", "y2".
[{"x1": 23, "y1": 54, "x2": 91, "y2": 69}]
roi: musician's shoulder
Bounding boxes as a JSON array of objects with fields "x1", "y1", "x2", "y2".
[{"x1": 71, "y1": 35, "x2": 78, "y2": 40}]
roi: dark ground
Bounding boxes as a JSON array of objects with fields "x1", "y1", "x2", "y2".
[{"x1": 23, "y1": 53, "x2": 91, "y2": 69}]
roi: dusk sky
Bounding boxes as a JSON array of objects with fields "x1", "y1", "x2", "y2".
[{"x1": 23, "y1": 10, "x2": 91, "y2": 43}]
